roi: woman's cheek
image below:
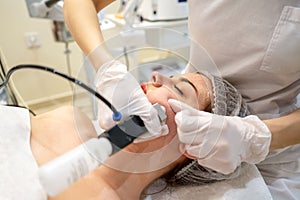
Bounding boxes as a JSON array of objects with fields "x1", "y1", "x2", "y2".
[{"x1": 146, "y1": 87, "x2": 177, "y2": 103}]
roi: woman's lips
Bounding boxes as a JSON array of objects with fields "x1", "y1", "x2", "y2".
[{"x1": 141, "y1": 82, "x2": 147, "y2": 94}]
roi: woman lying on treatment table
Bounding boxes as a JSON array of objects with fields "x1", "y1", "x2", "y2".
[{"x1": 0, "y1": 70, "x2": 247, "y2": 200}]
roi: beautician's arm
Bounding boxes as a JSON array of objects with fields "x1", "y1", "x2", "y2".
[
  {"x1": 264, "y1": 108, "x2": 300, "y2": 151},
  {"x1": 63, "y1": 0, "x2": 114, "y2": 55},
  {"x1": 50, "y1": 161, "x2": 174, "y2": 200}
]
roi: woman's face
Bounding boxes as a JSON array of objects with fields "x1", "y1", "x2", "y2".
[
  {"x1": 106, "y1": 72, "x2": 211, "y2": 172},
  {"x1": 142, "y1": 71, "x2": 208, "y2": 134},
  {"x1": 143, "y1": 72, "x2": 200, "y2": 108}
]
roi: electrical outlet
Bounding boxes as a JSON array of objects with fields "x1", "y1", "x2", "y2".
[{"x1": 25, "y1": 32, "x2": 41, "y2": 48}]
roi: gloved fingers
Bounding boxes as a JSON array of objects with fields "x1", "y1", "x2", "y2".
[
  {"x1": 175, "y1": 111, "x2": 228, "y2": 158},
  {"x1": 94, "y1": 60, "x2": 170, "y2": 142},
  {"x1": 134, "y1": 124, "x2": 168, "y2": 144},
  {"x1": 184, "y1": 143, "x2": 222, "y2": 161},
  {"x1": 131, "y1": 100, "x2": 167, "y2": 143},
  {"x1": 168, "y1": 99, "x2": 201, "y2": 116},
  {"x1": 97, "y1": 100, "x2": 118, "y2": 130},
  {"x1": 175, "y1": 112, "x2": 204, "y2": 144},
  {"x1": 179, "y1": 143, "x2": 199, "y2": 160},
  {"x1": 97, "y1": 66, "x2": 149, "y2": 120},
  {"x1": 174, "y1": 109, "x2": 215, "y2": 144},
  {"x1": 95, "y1": 60, "x2": 127, "y2": 87},
  {"x1": 180, "y1": 144, "x2": 235, "y2": 172},
  {"x1": 133, "y1": 124, "x2": 169, "y2": 143},
  {"x1": 141, "y1": 114, "x2": 162, "y2": 136},
  {"x1": 197, "y1": 153, "x2": 241, "y2": 175},
  {"x1": 168, "y1": 99, "x2": 209, "y2": 145},
  {"x1": 177, "y1": 130, "x2": 206, "y2": 145},
  {"x1": 96, "y1": 61, "x2": 129, "y2": 130},
  {"x1": 168, "y1": 99, "x2": 183, "y2": 113},
  {"x1": 185, "y1": 144, "x2": 203, "y2": 159},
  {"x1": 99, "y1": 72, "x2": 142, "y2": 111}
]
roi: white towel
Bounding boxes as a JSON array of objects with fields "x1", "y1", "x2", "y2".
[
  {"x1": 143, "y1": 163, "x2": 273, "y2": 200},
  {"x1": 0, "y1": 106, "x2": 47, "y2": 200}
]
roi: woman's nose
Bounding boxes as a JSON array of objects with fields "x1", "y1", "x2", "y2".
[{"x1": 151, "y1": 71, "x2": 171, "y2": 87}]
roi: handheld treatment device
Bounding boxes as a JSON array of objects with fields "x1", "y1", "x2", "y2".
[{"x1": 38, "y1": 103, "x2": 167, "y2": 196}]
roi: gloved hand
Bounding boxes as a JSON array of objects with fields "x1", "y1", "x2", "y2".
[
  {"x1": 168, "y1": 99, "x2": 271, "y2": 174},
  {"x1": 96, "y1": 60, "x2": 168, "y2": 142}
]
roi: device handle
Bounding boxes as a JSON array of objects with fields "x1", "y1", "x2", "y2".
[{"x1": 38, "y1": 137, "x2": 112, "y2": 196}]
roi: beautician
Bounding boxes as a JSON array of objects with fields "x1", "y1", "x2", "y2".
[{"x1": 63, "y1": 0, "x2": 300, "y2": 199}]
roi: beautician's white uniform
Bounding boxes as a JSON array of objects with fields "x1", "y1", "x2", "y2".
[{"x1": 186, "y1": 0, "x2": 300, "y2": 199}]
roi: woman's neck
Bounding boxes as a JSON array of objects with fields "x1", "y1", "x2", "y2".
[{"x1": 97, "y1": 155, "x2": 184, "y2": 199}]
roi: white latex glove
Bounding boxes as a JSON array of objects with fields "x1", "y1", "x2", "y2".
[
  {"x1": 96, "y1": 60, "x2": 168, "y2": 142},
  {"x1": 168, "y1": 99, "x2": 271, "y2": 174}
]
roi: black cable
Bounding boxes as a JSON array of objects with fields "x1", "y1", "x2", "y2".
[
  {"x1": 0, "y1": 57, "x2": 18, "y2": 105},
  {"x1": 0, "y1": 64, "x2": 122, "y2": 121},
  {"x1": 0, "y1": 55, "x2": 7, "y2": 77},
  {"x1": 64, "y1": 41, "x2": 73, "y2": 90}
]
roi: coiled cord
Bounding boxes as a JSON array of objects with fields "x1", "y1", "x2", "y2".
[{"x1": 0, "y1": 64, "x2": 122, "y2": 121}]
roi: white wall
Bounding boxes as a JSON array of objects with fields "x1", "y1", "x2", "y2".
[
  {"x1": 0, "y1": 1, "x2": 84, "y2": 105},
  {"x1": 0, "y1": 1, "x2": 189, "y2": 107}
]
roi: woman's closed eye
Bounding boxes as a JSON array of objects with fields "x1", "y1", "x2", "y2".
[{"x1": 174, "y1": 85, "x2": 184, "y2": 95}]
